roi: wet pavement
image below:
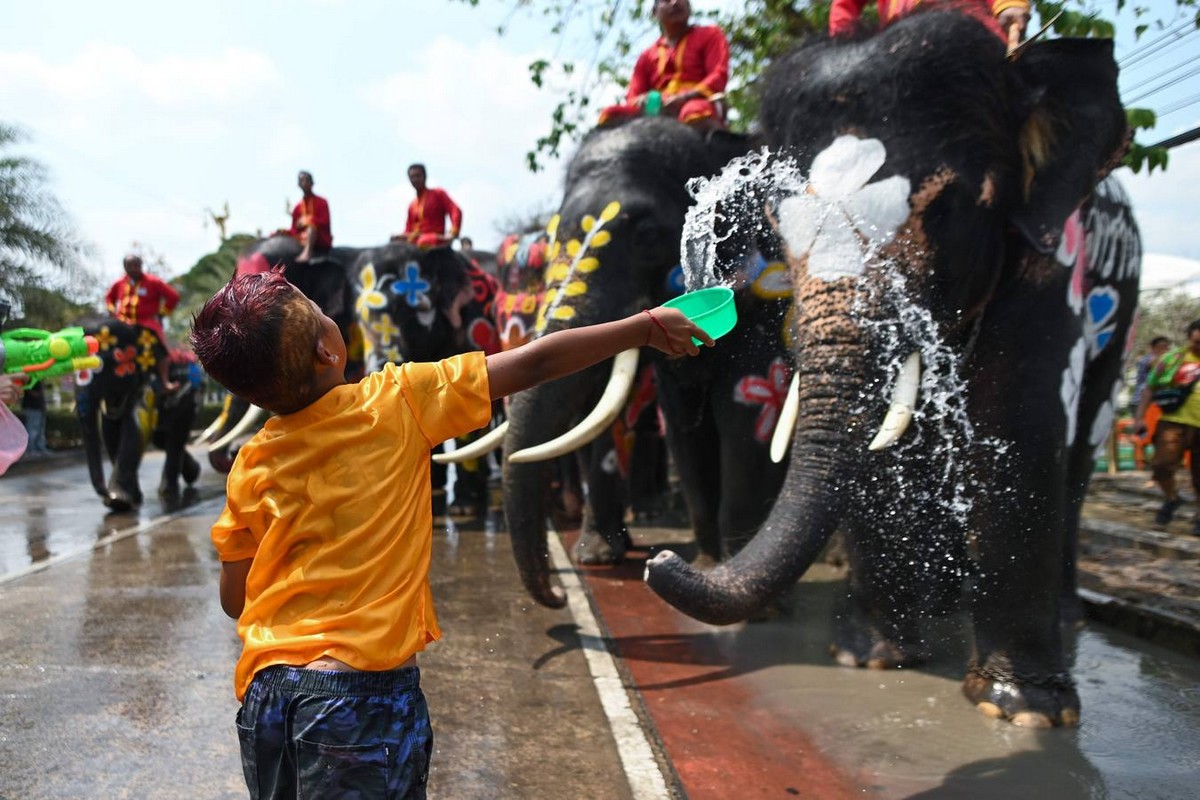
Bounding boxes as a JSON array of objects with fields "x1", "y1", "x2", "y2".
[{"x1": 2, "y1": 450, "x2": 1199, "y2": 798}]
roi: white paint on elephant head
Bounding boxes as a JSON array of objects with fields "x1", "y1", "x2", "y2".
[
  {"x1": 1089, "y1": 377, "x2": 1125, "y2": 458},
  {"x1": 1060, "y1": 337, "x2": 1086, "y2": 447},
  {"x1": 777, "y1": 136, "x2": 911, "y2": 282}
]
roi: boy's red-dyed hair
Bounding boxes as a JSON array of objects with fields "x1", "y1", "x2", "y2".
[{"x1": 190, "y1": 269, "x2": 321, "y2": 413}]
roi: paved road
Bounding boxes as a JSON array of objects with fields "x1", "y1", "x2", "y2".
[{"x1": 3, "y1": 449, "x2": 1200, "y2": 798}]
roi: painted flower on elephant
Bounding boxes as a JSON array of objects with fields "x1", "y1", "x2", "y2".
[
  {"x1": 113, "y1": 345, "x2": 138, "y2": 378},
  {"x1": 535, "y1": 201, "x2": 621, "y2": 334},
  {"x1": 734, "y1": 358, "x2": 793, "y2": 443},
  {"x1": 777, "y1": 136, "x2": 911, "y2": 283},
  {"x1": 94, "y1": 326, "x2": 118, "y2": 352},
  {"x1": 355, "y1": 262, "x2": 387, "y2": 318}
]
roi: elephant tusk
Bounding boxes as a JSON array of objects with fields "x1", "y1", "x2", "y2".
[
  {"x1": 433, "y1": 420, "x2": 509, "y2": 464},
  {"x1": 770, "y1": 373, "x2": 800, "y2": 464},
  {"x1": 508, "y1": 348, "x2": 640, "y2": 464},
  {"x1": 192, "y1": 406, "x2": 229, "y2": 446},
  {"x1": 868, "y1": 351, "x2": 921, "y2": 452},
  {"x1": 208, "y1": 404, "x2": 268, "y2": 453}
]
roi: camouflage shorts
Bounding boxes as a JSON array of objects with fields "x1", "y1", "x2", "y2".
[{"x1": 236, "y1": 665, "x2": 432, "y2": 799}]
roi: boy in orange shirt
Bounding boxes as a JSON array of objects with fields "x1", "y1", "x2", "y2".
[{"x1": 189, "y1": 267, "x2": 709, "y2": 799}]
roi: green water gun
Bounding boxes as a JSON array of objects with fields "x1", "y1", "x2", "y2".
[{"x1": 0, "y1": 327, "x2": 102, "y2": 387}]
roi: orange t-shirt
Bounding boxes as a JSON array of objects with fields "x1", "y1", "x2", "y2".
[{"x1": 211, "y1": 352, "x2": 492, "y2": 700}]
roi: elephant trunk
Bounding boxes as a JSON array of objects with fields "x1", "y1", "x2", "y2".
[
  {"x1": 502, "y1": 365, "x2": 607, "y2": 608},
  {"x1": 646, "y1": 289, "x2": 869, "y2": 624}
]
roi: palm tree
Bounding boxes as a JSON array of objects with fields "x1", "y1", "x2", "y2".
[{"x1": 0, "y1": 123, "x2": 95, "y2": 318}]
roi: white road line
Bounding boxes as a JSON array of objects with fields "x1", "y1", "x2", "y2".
[
  {"x1": 0, "y1": 496, "x2": 226, "y2": 586},
  {"x1": 546, "y1": 532, "x2": 672, "y2": 800}
]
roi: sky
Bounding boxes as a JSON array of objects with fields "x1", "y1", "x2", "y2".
[{"x1": 1, "y1": 0, "x2": 1198, "y2": 294}]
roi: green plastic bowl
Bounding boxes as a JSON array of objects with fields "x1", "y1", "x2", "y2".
[{"x1": 662, "y1": 286, "x2": 737, "y2": 345}]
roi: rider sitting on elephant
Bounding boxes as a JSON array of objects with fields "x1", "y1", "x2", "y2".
[
  {"x1": 105, "y1": 253, "x2": 181, "y2": 392},
  {"x1": 397, "y1": 163, "x2": 463, "y2": 249},
  {"x1": 283, "y1": 170, "x2": 333, "y2": 263},
  {"x1": 829, "y1": 0, "x2": 1031, "y2": 42},
  {"x1": 597, "y1": 0, "x2": 729, "y2": 131}
]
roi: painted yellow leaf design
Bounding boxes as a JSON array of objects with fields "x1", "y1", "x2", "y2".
[
  {"x1": 577, "y1": 257, "x2": 600, "y2": 274},
  {"x1": 600, "y1": 201, "x2": 621, "y2": 223},
  {"x1": 551, "y1": 307, "x2": 577, "y2": 321},
  {"x1": 566, "y1": 239, "x2": 581, "y2": 257},
  {"x1": 546, "y1": 215, "x2": 560, "y2": 238},
  {"x1": 563, "y1": 281, "x2": 588, "y2": 296},
  {"x1": 549, "y1": 242, "x2": 562, "y2": 260},
  {"x1": 590, "y1": 230, "x2": 612, "y2": 248},
  {"x1": 543, "y1": 288, "x2": 559, "y2": 306},
  {"x1": 547, "y1": 263, "x2": 570, "y2": 282},
  {"x1": 581, "y1": 215, "x2": 596, "y2": 233}
]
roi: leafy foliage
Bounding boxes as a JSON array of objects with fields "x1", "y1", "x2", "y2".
[
  {"x1": 8, "y1": 285, "x2": 98, "y2": 332},
  {"x1": 459, "y1": 0, "x2": 1197, "y2": 174},
  {"x1": 0, "y1": 124, "x2": 96, "y2": 318},
  {"x1": 1132, "y1": 287, "x2": 1200, "y2": 356},
  {"x1": 173, "y1": 232, "x2": 258, "y2": 325}
]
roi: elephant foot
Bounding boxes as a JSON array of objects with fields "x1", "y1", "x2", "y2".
[
  {"x1": 830, "y1": 613, "x2": 926, "y2": 668},
  {"x1": 830, "y1": 639, "x2": 924, "y2": 670},
  {"x1": 575, "y1": 527, "x2": 634, "y2": 566},
  {"x1": 962, "y1": 666, "x2": 1080, "y2": 727},
  {"x1": 103, "y1": 491, "x2": 140, "y2": 513},
  {"x1": 182, "y1": 455, "x2": 201, "y2": 486}
]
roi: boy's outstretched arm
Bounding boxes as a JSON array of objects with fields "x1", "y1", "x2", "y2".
[{"x1": 486, "y1": 306, "x2": 712, "y2": 400}]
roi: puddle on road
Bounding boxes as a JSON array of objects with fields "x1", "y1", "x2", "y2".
[
  {"x1": 0, "y1": 447, "x2": 223, "y2": 578},
  {"x1": 731, "y1": 569, "x2": 1200, "y2": 799}
]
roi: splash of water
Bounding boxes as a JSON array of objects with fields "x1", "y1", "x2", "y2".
[{"x1": 680, "y1": 148, "x2": 807, "y2": 292}]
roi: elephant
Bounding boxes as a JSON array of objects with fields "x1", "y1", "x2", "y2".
[
  {"x1": 491, "y1": 115, "x2": 794, "y2": 603},
  {"x1": 643, "y1": 8, "x2": 1142, "y2": 728},
  {"x1": 352, "y1": 240, "x2": 501, "y2": 516},
  {"x1": 202, "y1": 235, "x2": 364, "y2": 471},
  {"x1": 75, "y1": 318, "x2": 201, "y2": 511}
]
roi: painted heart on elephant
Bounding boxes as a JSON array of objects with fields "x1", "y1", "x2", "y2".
[{"x1": 644, "y1": 8, "x2": 1142, "y2": 728}]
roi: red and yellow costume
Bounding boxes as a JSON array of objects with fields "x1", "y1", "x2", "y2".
[
  {"x1": 404, "y1": 188, "x2": 463, "y2": 249},
  {"x1": 105, "y1": 272, "x2": 180, "y2": 341},
  {"x1": 289, "y1": 193, "x2": 333, "y2": 251},
  {"x1": 598, "y1": 24, "x2": 729, "y2": 126},
  {"x1": 829, "y1": 0, "x2": 1029, "y2": 39}
]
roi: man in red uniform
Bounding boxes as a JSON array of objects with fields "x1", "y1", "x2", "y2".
[
  {"x1": 829, "y1": 0, "x2": 1031, "y2": 42},
  {"x1": 399, "y1": 163, "x2": 462, "y2": 249},
  {"x1": 288, "y1": 170, "x2": 333, "y2": 263},
  {"x1": 106, "y1": 254, "x2": 181, "y2": 390},
  {"x1": 598, "y1": 0, "x2": 729, "y2": 130}
]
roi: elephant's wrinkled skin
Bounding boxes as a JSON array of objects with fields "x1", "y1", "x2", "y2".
[
  {"x1": 502, "y1": 116, "x2": 793, "y2": 606},
  {"x1": 645, "y1": 10, "x2": 1141, "y2": 727}
]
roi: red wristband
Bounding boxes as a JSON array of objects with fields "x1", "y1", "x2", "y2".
[{"x1": 642, "y1": 308, "x2": 670, "y2": 347}]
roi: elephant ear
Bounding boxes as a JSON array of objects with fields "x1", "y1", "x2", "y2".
[{"x1": 1009, "y1": 38, "x2": 1128, "y2": 254}]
